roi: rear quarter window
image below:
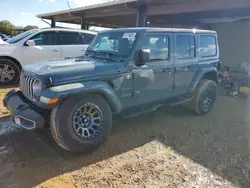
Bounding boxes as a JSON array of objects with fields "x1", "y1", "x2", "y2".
[{"x1": 199, "y1": 35, "x2": 217, "y2": 57}]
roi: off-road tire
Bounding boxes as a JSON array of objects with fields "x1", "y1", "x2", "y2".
[
  {"x1": 0, "y1": 58, "x2": 21, "y2": 85},
  {"x1": 50, "y1": 94, "x2": 112, "y2": 153},
  {"x1": 190, "y1": 79, "x2": 217, "y2": 115}
]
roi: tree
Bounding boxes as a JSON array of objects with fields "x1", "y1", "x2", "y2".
[
  {"x1": 15, "y1": 25, "x2": 24, "y2": 29},
  {"x1": 24, "y1": 25, "x2": 39, "y2": 30},
  {"x1": 0, "y1": 20, "x2": 15, "y2": 35}
]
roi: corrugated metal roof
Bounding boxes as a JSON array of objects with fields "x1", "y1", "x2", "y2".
[{"x1": 37, "y1": 0, "x2": 137, "y2": 18}]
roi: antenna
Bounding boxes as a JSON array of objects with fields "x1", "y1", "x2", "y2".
[
  {"x1": 67, "y1": 0, "x2": 80, "y2": 29},
  {"x1": 67, "y1": 0, "x2": 72, "y2": 9}
]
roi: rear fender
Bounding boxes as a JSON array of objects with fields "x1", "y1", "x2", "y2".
[
  {"x1": 188, "y1": 67, "x2": 218, "y2": 93},
  {"x1": 39, "y1": 81, "x2": 123, "y2": 113}
]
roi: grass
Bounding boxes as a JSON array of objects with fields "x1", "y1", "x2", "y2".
[{"x1": 0, "y1": 87, "x2": 16, "y2": 117}]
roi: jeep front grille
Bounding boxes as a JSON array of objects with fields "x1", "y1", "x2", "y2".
[{"x1": 20, "y1": 72, "x2": 36, "y2": 99}]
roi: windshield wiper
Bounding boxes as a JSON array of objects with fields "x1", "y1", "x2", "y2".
[
  {"x1": 99, "y1": 51, "x2": 110, "y2": 60},
  {"x1": 107, "y1": 53, "x2": 125, "y2": 62},
  {"x1": 85, "y1": 50, "x2": 108, "y2": 59},
  {"x1": 85, "y1": 50, "x2": 96, "y2": 57},
  {"x1": 85, "y1": 50, "x2": 124, "y2": 62}
]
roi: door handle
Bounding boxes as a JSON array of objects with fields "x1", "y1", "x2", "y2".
[
  {"x1": 188, "y1": 65, "x2": 198, "y2": 68},
  {"x1": 161, "y1": 68, "x2": 173, "y2": 73},
  {"x1": 175, "y1": 67, "x2": 188, "y2": 71},
  {"x1": 52, "y1": 49, "x2": 59, "y2": 52}
]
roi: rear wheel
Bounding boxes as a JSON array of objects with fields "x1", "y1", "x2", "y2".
[
  {"x1": 190, "y1": 79, "x2": 217, "y2": 115},
  {"x1": 50, "y1": 94, "x2": 112, "y2": 153},
  {"x1": 0, "y1": 58, "x2": 21, "y2": 85}
]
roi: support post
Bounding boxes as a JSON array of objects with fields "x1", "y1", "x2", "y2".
[
  {"x1": 81, "y1": 17, "x2": 89, "y2": 30},
  {"x1": 136, "y1": 5, "x2": 148, "y2": 27},
  {"x1": 51, "y1": 19, "x2": 56, "y2": 28}
]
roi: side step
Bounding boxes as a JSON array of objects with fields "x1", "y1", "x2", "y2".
[
  {"x1": 121, "y1": 97, "x2": 192, "y2": 119},
  {"x1": 168, "y1": 97, "x2": 192, "y2": 106}
]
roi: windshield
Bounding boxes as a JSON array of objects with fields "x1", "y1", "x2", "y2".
[
  {"x1": 0, "y1": 34, "x2": 8, "y2": 38},
  {"x1": 86, "y1": 31, "x2": 139, "y2": 59},
  {"x1": 7, "y1": 29, "x2": 38, "y2": 44}
]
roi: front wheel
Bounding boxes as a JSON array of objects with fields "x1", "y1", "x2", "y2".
[
  {"x1": 190, "y1": 79, "x2": 217, "y2": 115},
  {"x1": 50, "y1": 94, "x2": 112, "y2": 153}
]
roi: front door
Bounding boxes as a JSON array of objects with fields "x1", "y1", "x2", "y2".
[
  {"x1": 133, "y1": 33, "x2": 174, "y2": 105},
  {"x1": 174, "y1": 33, "x2": 198, "y2": 94},
  {"x1": 19, "y1": 31, "x2": 61, "y2": 65}
]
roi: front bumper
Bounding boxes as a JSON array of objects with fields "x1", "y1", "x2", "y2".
[{"x1": 3, "y1": 90, "x2": 45, "y2": 130}]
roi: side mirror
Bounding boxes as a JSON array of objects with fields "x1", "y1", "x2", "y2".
[
  {"x1": 25, "y1": 40, "x2": 35, "y2": 46},
  {"x1": 136, "y1": 49, "x2": 150, "y2": 66}
]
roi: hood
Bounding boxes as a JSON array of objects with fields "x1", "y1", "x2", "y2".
[
  {"x1": 23, "y1": 57, "x2": 119, "y2": 84},
  {"x1": 0, "y1": 39, "x2": 7, "y2": 44}
]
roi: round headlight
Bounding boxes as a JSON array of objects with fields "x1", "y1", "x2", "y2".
[{"x1": 33, "y1": 80, "x2": 42, "y2": 96}]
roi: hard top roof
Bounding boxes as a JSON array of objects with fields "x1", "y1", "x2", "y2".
[
  {"x1": 38, "y1": 27, "x2": 97, "y2": 35},
  {"x1": 101, "y1": 27, "x2": 216, "y2": 34}
]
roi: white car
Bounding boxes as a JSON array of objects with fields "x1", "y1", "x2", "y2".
[
  {"x1": 0, "y1": 28, "x2": 96, "y2": 85},
  {"x1": 0, "y1": 37, "x2": 7, "y2": 44}
]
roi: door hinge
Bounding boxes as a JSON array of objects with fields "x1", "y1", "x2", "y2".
[
  {"x1": 173, "y1": 84, "x2": 176, "y2": 90},
  {"x1": 132, "y1": 72, "x2": 136, "y2": 79},
  {"x1": 174, "y1": 67, "x2": 176, "y2": 73},
  {"x1": 132, "y1": 91, "x2": 135, "y2": 98}
]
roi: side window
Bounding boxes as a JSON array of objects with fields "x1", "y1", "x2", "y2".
[
  {"x1": 81, "y1": 33, "x2": 95, "y2": 44},
  {"x1": 30, "y1": 32, "x2": 58, "y2": 46},
  {"x1": 176, "y1": 35, "x2": 195, "y2": 59},
  {"x1": 199, "y1": 35, "x2": 217, "y2": 57},
  {"x1": 61, "y1": 32, "x2": 83, "y2": 45},
  {"x1": 141, "y1": 35, "x2": 169, "y2": 61}
]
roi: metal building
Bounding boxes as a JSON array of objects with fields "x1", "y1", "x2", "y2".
[{"x1": 37, "y1": 0, "x2": 250, "y2": 69}]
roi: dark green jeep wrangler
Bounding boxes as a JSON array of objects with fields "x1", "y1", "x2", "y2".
[{"x1": 4, "y1": 28, "x2": 219, "y2": 152}]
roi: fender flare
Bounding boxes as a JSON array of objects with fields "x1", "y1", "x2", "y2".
[
  {"x1": 188, "y1": 67, "x2": 218, "y2": 93},
  {"x1": 40, "y1": 81, "x2": 123, "y2": 113}
]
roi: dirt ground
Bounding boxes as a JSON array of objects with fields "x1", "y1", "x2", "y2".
[
  {"x1": 1, "y1": 95, "x2": 250, "y2": 187},
  {"x1": 0, "y1": 88, "x2": 12, "y2": 117}
]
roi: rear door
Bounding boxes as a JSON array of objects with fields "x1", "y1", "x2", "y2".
[
  {"x1": 174, "y1": 33, "x2": 198, "y2": 94},
  {"x1": 60, "y1": 31, "x2": 86, "y2": 58},
  {"x1": 19, "y1": 31, "x2": 61, "y2": 65}
]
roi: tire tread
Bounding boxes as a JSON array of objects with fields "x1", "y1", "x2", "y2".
[
  {"x1": 50, "y1": 94, "x2": 112, "y2": 152},
  {"x1": 190, "y1": 79, "x2": 217, "y2": 115}
]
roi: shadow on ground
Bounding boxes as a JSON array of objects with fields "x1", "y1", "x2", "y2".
[
  {"x1": 0, "y1": 96, "x2": 250, "y2": 187},
  {"x1": 0, "y1": 84, "x2": 18, "y2": 89}
]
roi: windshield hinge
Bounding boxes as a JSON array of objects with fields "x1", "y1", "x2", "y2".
[{"x1": 47, "y1": 77, "x2": 53, "y2": 87}]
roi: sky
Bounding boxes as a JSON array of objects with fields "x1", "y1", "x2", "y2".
[{"x1": 0, "y1": 0, "x2": 109, "y2": 28}]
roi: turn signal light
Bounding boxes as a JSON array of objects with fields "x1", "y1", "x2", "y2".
[{"x1": 48, "y1": 98, "x2": 59, "y2": 104}]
